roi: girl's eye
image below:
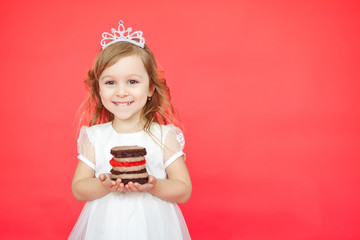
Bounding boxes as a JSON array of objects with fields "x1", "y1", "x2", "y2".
[
  {"x1": 129, "y1": 80, "x2": 138, "y2": 84},
  {"x1": 105, "y1": 80, "x2": 115, "y2": 85}
]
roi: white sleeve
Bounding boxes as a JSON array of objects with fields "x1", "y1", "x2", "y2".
[
  {"x1": 77, "y1": 126, "x2": 96, "y2": 170},
  {"x1": 163, "y1": 125, "x2": 186, "y2": 169}
]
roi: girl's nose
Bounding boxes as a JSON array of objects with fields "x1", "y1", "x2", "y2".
[{"x1": 116, "y1": 84, "x2": 128, "y2": 97}]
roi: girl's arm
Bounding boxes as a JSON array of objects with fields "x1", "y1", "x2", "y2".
[
  {"x1": 150, "y1": 156, "x2": 192, "y2": 203},
  {"x1": 72, "y1": 161, "x2": 102, "y2": 201},
  {"x1": 72, "y1": 161, "x2": 127, "y2": 201},
  {"x1": 72, "y1": 161, "x2": 125, "y2": 201},
  {"x1": 126, "y1": 156, "x2": 192, "y2": 203}
]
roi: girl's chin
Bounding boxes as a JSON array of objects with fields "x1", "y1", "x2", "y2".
[
  {"x1": 112, "y1": 113, "x2": 141, "y2": 123},
  {"x1": 113, "y1": 115, "x2": 132, "y2": 121}
]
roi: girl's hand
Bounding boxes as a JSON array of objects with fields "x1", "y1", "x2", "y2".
[
  {"x1": 125, "y1": 175, "x2": 156, "y2": 193},
  {"x1": 99, "y1": 174, "x2": 126, "y2": 192}
]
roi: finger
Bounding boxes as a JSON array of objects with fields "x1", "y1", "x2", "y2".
[
  {"x1": 115, "y1": 178, "x2": 122, "y2": 185},
  {"x1": 133, "y1": 182, "x2": 143, "y2": 191},
  {"x1": 126, "y1": 182, "x2": 138, "y2": 192},
  {"x1": 102, "y1": 176, "x2": 116, "y2": 188},
  {"x1": 125, "y1": 181, "x2": 133, "y2": 191},
  {"x1": 110, "y1": 180, "x2": 117, "y2": 186},
  {"x1": 99, "y1": 174, "x2": 106, "y2": 182},
  {"x1": 148, "y1": 176, "x2": 156, "y2": 184},
  {"x1": 113, "y1": 178, "x2": 123, "y2": 190},
  {"x1": 106, "y1": 180, "x2": 115, "y2": 188},
  {"x1": 117, "y1": 183, "x2": 125, "y2": 192},
  {"x1": 102, "y1": 174, "x2": 113, "y2": 183}
]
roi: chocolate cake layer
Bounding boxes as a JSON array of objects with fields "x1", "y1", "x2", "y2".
[
  {"x1": 110, "y1": 177, "x2": 149, "y2": 185},
  {"x1": 111, "y1": 146, "x2": 146, "y2": 158},
  {"x1": 122, "y1": 177, "x2": 149, "y2": 185}
]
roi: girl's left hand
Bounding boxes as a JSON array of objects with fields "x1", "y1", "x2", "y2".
[{"x1": 125, "y1": 175, "x2": 156, "y2": 192}]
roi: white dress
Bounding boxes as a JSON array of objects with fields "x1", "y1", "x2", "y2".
[{"x1": 68, "y1": 122, "x2": 191, "y2": 240}]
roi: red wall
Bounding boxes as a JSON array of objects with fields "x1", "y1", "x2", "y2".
[{"x1": 1, "y1": 0, "x2": 360, "y2": 239}]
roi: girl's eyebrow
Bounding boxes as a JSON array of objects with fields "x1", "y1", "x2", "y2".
[
  {"x1": 99, "y1": 75, "x2": 113, "y2": 81},
  {"x1": 127, "y1": 74, "x2": 144, "y2": 79}
]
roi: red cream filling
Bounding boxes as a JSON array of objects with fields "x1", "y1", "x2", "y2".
[{"x1": 110, "y1": 159, "x2": 146, "y2": 167}]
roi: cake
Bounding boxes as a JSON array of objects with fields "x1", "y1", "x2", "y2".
[{"x1": 109, "y1": 146, "x2": 149, "y2": 184}]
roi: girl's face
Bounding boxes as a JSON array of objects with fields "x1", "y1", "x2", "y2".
[{"x1": 99, "y1": 55, "x2": 153, "y2": 127}]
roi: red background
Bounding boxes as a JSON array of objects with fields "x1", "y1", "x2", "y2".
[{"x1": 1, "y1": 0, "x2": 360, "y2": 239}]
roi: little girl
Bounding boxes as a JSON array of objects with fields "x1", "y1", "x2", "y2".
[{"x1": 68, "y1": 20, "x2": 192, "y2": 240}]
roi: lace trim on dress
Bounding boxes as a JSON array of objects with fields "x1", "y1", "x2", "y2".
[{"x1": 175, "y1": 130, "x2": 185, "y2": 150}]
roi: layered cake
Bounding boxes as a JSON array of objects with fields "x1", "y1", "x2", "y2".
[{"x1": 109, "y1": 146, "x2": 149, "y2": 184}]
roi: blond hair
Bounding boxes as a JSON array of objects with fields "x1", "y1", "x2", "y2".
[{"x1": 78, "y1": 42, "x2": 181, "y2": 134}]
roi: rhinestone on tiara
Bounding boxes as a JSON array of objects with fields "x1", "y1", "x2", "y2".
[{"x1": 100, "y1": 20, "x2": 145, "y2": 49}]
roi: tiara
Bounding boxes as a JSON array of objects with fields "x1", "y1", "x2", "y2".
[{"x1": 100, "y1": 20, "x2": 145, "y2": 49}]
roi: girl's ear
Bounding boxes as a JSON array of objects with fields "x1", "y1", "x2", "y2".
[{"x1": 148, "y1": 81, "x2": 155, "y2": 97}]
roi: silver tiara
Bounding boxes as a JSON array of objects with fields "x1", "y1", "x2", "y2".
[{"x1": 100, "y1": 20, "x2": 145, "y2": 49}]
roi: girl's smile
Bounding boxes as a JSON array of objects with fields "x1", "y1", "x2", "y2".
[{"x1": 113, "y1": 101, "x2": 133, "y2": 106}]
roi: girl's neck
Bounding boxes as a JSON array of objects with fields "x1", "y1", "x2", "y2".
[{"x1": 111, "y1": 118, "x2": 146, "y2": 134}]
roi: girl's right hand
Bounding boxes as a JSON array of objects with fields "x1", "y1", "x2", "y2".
[{"x1": 99, "y1": 173, "x2": 126, "y2": 192}]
